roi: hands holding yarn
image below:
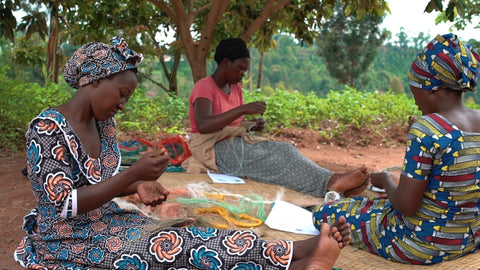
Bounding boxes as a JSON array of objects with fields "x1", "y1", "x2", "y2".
[{"x1": 136, "y1": 181, "x2": 170, "y2": 207}]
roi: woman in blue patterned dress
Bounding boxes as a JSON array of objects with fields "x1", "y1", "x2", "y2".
[
  {"x1": 313, "y1": 33, "x2": 480, "y2": 265},
  {"x1": 14, "y1": 35, "x2": 351, "y2": 270}
]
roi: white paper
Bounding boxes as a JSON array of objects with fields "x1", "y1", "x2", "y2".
[
  {"x1": 207, "y1": 170, "x2": 246, "y2": 184},
  {"x1": 265, "y1": 200, "x2": 319, "y2": 235},
  {"x1": 369, "y1": 185, "x2": 386, "y2": 193}
]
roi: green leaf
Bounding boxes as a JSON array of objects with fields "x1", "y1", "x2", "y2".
[
  {"x1": 0, "y1": 5, "x2": 17, "y2": 42},
  {"x1": 445, "y1": 1, "x2": 456, "y2": 21}
]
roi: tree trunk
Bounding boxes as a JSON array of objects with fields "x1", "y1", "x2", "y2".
[
  {"x1": 150, "y1": 0, "x2": 224, "y2": 83},
  {"x1": 46, "y1": 1, "x2": 59, "y2": 83},
  {"x1": 257, "y1": 51, "x2": 264, "y2": 89},
  {"x1": 167, "y1": 49, "x2": 181, "y2": 96},
  {"x1": 189, "y1": 52, "x2": 208, "y2": 83}
]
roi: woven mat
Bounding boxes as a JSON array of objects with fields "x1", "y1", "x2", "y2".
[{"x1": 157, "y1": 172, "x2": 480, "y2": 270}]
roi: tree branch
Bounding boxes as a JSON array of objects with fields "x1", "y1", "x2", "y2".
[
  {"x1": 138, "y1": 72, "x2": 168, "y2": 93},
  {"x1": 149, "y1": 0, "x2": 176, "y2": 24},
  {"x1": 241, "y1": 0, "x2": 291, "y2": 40}
]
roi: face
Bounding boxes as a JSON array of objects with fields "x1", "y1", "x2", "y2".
[
  {"x1": 410, "y1": 85, "x2": 435, "y2": 115},
  {"x1": 91, "y1": 70, "x2": 137, "y2": 121},
  {"x1": 225, "y1": 58, "x2": 250, "y2": 84}
]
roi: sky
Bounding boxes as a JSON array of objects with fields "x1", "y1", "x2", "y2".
[
  {"x1": 381, "y1": 0, "x2": 479, "y2": 41},
  {"x1": 12, "y1": 1, "x2": 479, "y2": 43}
]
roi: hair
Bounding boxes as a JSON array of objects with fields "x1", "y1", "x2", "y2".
[{"x1": 213, "y1": 38, "x2": 250, "y2": 64}]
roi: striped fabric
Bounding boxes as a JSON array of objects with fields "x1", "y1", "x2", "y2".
[{"x1": 313, "y1": 113, "x2": 480, "y2": 265}]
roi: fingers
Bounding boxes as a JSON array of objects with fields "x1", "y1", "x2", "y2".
[
  {"x1": 138, "y1": 182, "x2": 170, "y2": 206},
  {"x1": 257, "y1": 101, "x2": 266, "y2": 114},
  {"x1": 148, "y1": 147, "x2": 167, "y2": 157},
  {"x1": 143, "y1": 193, "x2": 167, "y2": 207},
  {"x1": 133, "y1": 150, "x2": 170, "y2": 181},
  {"x1": 246, "y1": 101, "x2": 266, "y2": 114}
]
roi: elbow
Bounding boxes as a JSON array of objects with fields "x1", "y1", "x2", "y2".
[
  {"x1": 195, "y1": 120, "x2": 215, "y2": 134},
  {"x1": 196, "y1": 125, "x2": 210, "y2": 134},
  {"x1": 194, "y1": 119, "x2": 207, "y2": 134}
]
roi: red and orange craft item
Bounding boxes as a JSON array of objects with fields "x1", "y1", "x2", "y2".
[{"x1": 139, "y1": 134, "x2": 191, "y2": 166}]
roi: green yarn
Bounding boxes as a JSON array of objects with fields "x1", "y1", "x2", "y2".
[{"x1": 177, "y1": 194, "x2": 268, "y2": 221}]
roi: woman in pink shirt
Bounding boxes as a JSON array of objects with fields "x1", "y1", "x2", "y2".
[{"x1": 186, "y1": 38, "x2": 370, "y2": 198}]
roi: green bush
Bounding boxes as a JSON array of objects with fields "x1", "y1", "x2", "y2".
[
  {"x1": 0, "y1": 70, "x2": 428, "y2": 154},
  {"x1": 0, "y1": 66, "x2": 73, "y2": 152},
  {"x1": 116, "y1": 90, "x2": 188, "y2": 134},
  {"x1": 244, "y1": 87, "x2": 420, "y2": 137},
  {"x1": 0, "y1": 66, "x2": 188, "y2": 154}
]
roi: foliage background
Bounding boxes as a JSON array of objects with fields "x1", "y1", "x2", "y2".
[{"x1": 3, "y1": 30, "x2": 480, "y2": 155}]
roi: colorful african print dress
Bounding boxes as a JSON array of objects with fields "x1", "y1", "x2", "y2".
[
  {"x1": 313, "y1": 113, "x2": 480, "y2": 264},
  {"x1": 14, "y1": 109, "x2": 293, "y2": 270}
]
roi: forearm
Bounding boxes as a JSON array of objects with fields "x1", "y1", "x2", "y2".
[
  {"x1": 381, "y1": 173, "x2": 399, "y2": 202},
  {"x1": 196, "y1": 106, "x2": 246, "y2": 133},
  {"x1": 76, "y1": 169, "x2": 139, "y2": 214},
  {"x1": 380, "y1": 172, "x2": 424, "y2": 216},
  {"x1": 118, "y1": 180, "x2": 144, "y2": 197}
]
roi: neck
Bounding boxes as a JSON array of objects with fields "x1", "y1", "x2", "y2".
[
  {"x1": 211, "y1": 70, "x2": 228, "y2": 89},
  {"x1": 56, "y1": 90, "x2": 94, "y2": 125}
]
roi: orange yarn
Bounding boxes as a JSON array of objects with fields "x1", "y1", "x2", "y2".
[{"x1": 153, "y1": 202, "x2": 188, "y2": 219}]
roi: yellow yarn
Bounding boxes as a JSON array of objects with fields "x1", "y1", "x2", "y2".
[
  {"x1": 195, "y1": 206, "x2": 263, "y2": 228},
  {"x1": 203, "y1": 192, "x2": 226, "y2": 201}
]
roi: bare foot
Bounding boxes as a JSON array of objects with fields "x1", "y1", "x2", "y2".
[
  {"x1": 332, "y1": 216, "x2": 351, "y2": 248},
  {"x1": 327, "y1": 166, "x2": 369, "y2": 194},
  {"x1": 290, "y1": 223, "x2": 341, "y2": 270},
  {"x1": 343, "y1": 178, "x2": 370, "y2": 197}
]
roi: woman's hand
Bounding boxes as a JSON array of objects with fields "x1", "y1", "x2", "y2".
[
  {"x1": 129, "y1": 148, "x2": 170, "y2": 181},
  {"x1": 244, "y1": 101, "x2": 266, "y2": 115},
  {"x1": 136, "y1": 181, "x2": 170, "y2": 207},
  {"x1": 369, "y1": 171, "x2": 389, "y2": 190},
  {"x1": 248, "y1": 118, "x2": 266, "y2": 132},
  {"x1": 370, "y1": 171, "x2": 427, "y2": 216}
]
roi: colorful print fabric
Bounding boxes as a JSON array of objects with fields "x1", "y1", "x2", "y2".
[
  {"x1": 313, "y1": 113, "x2": 480, "y2": 264},
  {"x1": 14, "y1": 109, "x2": 293, "y2": 269},
  {"x1": 408, "y1": 33, "x2": 480, "y2": 91},
  {"x1": 64, "y1": 35, "x2": 143, "y2": 89}
]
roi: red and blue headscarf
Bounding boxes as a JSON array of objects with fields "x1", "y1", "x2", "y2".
[
  {"x1": 408, "y1": 33, "x2": 480, "y2": 92},
  {"x1": 64, "y1": 35, "x2": 143, "y2": 89}
]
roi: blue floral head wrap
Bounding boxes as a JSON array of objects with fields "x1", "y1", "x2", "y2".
[
  {"x1": 408, "y1": 33, "x2": 480, "y2": 92},
  {"x1": 64, "y1": 35, "x2": 143, "y2": 89}
]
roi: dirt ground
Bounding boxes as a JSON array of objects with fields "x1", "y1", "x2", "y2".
[{"x1": 0, "y1": 128, "x2": 407, "y2": 270}]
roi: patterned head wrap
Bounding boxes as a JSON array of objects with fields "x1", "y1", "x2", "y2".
[
  {"x1": 408, "y1": 33, "x2": 480, "y2": 92},
  {"x1": 64, "y1": 35, "x2": 143, "y2": 89},
  {"x1": 214, "y1": 38, "x2": 250, "y2": 64}
]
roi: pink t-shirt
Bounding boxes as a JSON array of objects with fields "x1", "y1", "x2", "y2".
[{"x1": 189, "y1": 76, "x2": 244, "y2": 133}]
